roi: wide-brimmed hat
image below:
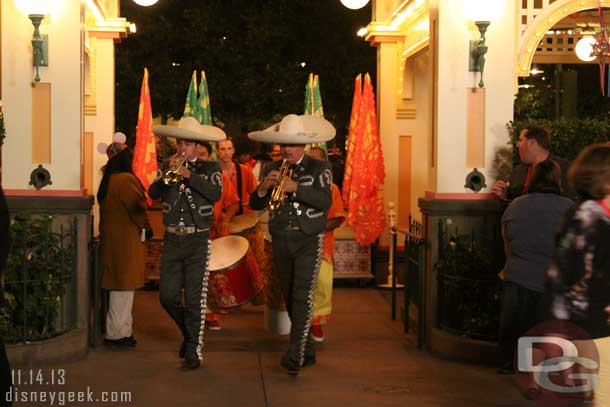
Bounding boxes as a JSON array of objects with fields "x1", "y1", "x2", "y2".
[
  {"x1": 248, "y1": 114, "x2": 335, "y2": 144},
  {"x1": 153, "y1": 117, "x2": 226, "y2": 142}
]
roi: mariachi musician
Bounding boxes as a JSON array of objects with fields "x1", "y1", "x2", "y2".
[
  {"x1": 149, "y1": 117, "x2": 225, "y2": 370},
  {"x1": 249, "y1": 114, "x2": 335, "y2": 375}
]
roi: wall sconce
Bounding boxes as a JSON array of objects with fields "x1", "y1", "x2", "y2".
[
  {"x1": 13, "y1": 0, "x2": 53, "y2": 83},
  {"x1": 461, "y1": 0, "x2": 506, "y2": 88}
]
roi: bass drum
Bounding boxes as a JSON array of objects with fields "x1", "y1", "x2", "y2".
[
  {"x1": 207, "y1": 235, "x2": 264, "y2": 310},
  {"x1": 228, "y1": 213, "x2": 259, "y2": 236}
]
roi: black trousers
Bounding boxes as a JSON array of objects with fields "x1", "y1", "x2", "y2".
[
  {"x1": 498, "y1": 281, "x2": 545, "y2": 366},
  {"x1": 0, "y1": 341, "x2": 11, "y2": 407},
  {"x1": 271, "y1": 229, "x2": 324, "y2": 366},
  {"x1": 159, "y1": 231, "x2": 210, "y2": 361}
]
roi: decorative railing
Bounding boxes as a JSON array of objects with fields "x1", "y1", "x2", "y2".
[{"x1": 434, "y1": 220, "x2": 502, "y2": 341}]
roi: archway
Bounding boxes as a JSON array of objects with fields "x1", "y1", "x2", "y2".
[{"x1": 518, "y1": 0, "x2": 604, "y2": 77}]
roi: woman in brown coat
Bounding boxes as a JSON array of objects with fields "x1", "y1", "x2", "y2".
[{"x1": 98, "y1": 143, "x2": 151, "y2": 347}]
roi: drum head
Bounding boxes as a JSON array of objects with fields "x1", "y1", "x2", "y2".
[
  {"x1": 228, "y1": 213, "x2": 259, "y2": 234},
  {"x1": 209, "y1": 235, "x2": 249, "y2": 272}
]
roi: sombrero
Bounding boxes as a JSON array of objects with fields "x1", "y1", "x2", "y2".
[
  {"x1": 248, "y1": 114, "x2": 335, "y2": 144},
  {"x1": 153, "y1": 117, "x2": 226, "y2": 142}
]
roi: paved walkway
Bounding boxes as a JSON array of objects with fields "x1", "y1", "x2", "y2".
[{"x1": 11, "y1": 288, "x2": 536, "y2": 407}]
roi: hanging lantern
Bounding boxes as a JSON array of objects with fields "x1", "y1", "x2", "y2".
[
  {"x1": 132, "y1": 0, "x2": 159, "y2": 6},
  {"x1": 340, "y1": 0, "x2": 370, "y2": 10}
]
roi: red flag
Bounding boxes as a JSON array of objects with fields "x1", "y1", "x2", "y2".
[
  {"x1": 346, "y1": 73, "x2": 385, "y2": 245},
  {"x1": 342, "y1": 74, "x2": 362, "y2": 208},
  {"x1": 132, "y1": 68, "x2": 158, "y2": 205}
]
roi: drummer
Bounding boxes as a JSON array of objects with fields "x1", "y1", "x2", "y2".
[
  {"x1": 198, "y1": 141, "x2": 240, "y2": 330},
  {"x1": 249, "y1": 114, "x2": 335, "y2": 375},
  {"x1": 216, "y1": 138, "x2": 258, "y2": 215},
  {"x1": 149, "y1": 117, "x2": 225, "y2": 370},
  {"x1": 217, "y1": 137, "x2": 269, "y2": 306}
]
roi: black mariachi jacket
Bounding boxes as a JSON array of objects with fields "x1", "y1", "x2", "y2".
[
  {"x1": 149, "y1": 159, "x2": 222, "y2": 229},
  {"x1": 250, "y1": 155, "x2": 332, "y2": 235}
]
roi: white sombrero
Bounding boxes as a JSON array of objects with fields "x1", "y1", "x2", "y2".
[
  {"x1": 248, "y1": 114, "x2": 335, "y2": 144},
  {"x1": 152, "y1": 117, "x2": 226, "y2": 142}
]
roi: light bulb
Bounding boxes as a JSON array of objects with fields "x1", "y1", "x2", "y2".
[
  {"x1": 575, "y1": 36, "x2": 596, "y2": 62},
  {"x1": 340, "y1": 0, "x2": 370, "y2": 10},
  {"x1": 133, "y1": 0, "x2": 159, "y2": 6}
]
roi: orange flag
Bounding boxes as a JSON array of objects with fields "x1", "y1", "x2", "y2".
[
  {"x1": 346, "y1": 73, "x2": 385, "y2": 245},
  {"x1": 132, "y1": 68, "x2": 158, "y2": 205},
  {"x1": 342, "y1": 74, "x2": 362, "y2": 209}
]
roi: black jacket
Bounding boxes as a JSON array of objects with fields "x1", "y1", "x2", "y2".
[
  {"x1": 250, "y1": 155, "x2": 332, "y2": 235},
  {"x1": 507, "y1": 155, "x2": 577, "y2": 201},
  {"x1": 149, "y1": 159, "x2": 222, "y2": 229}
]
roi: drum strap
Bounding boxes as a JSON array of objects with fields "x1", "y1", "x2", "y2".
[{"x1": 234, "y1": 160, "x2": 244, "y2": 215}]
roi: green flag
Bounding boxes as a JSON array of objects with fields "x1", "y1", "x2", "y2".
[
  {"x1": 195, "y1": 70, "x2": 212, "y2": 125},
  {"x1": 183, "y1": 70, "x2": 198, "y2": 118},
  {"x1": 304, "y1": 73, "x2": 326, "y2": 151}
]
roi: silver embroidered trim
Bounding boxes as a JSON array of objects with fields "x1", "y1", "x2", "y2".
[
  {"x1": 198, "y1": 205, "x2": 214, "y2": 217},
  {"x1": 196, "y1": 238, "x2": 212, "y2": 362},
  {"x1": 299, "y1": 175, "x2": 314, "y2": 187},
  {"x1": 306, "y1": 208, "x2": 324, "y2": 219},
  {"x1": 297, "y1": 233, "x2": 324, "y2": 367},
  {"x1": 319, "y1": 169, "x2": 332, "y2": 188}
]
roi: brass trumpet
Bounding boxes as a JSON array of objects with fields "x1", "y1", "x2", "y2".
[
  {"x1": 163, "y1": 154, "x2": 188, "y2": 185},
  {"x1": 268, "y1": 161, "x2": 296, "y2": 214}
]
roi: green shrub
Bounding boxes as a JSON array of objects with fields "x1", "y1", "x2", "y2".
[
  {"x1": 1, "y1": 214, "x2": 75, "y2": 342},
  {"x1": 509, "y1": 118, "x2": 610, "y2": 162}
]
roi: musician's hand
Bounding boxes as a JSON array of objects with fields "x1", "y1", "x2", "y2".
[
  {"x1": 177, "y1": 166, "x2": 191, "y2": 179},
  {"x1": 260, "y1": 170, "x2": 280, "y2": 194},
  {"x1": 492, "y1": 180, "x2": 507, "y2": 199},
  {"x1": 168, "y1": 154, "x2": 180, "y2": 169},
  {"x1": 282, "y1": 177, "x2": 298, "y2": 193}
]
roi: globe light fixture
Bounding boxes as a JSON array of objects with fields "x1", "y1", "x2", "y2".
[
  {"x1": 461, "y1": 0, "x2": 507, "y2": 88},
  {"x1": 13, "y1": 0, "x2": 55, "y2": 82},
  {"x1": 340, "y1": 0, "x2": 370, "y2": 10},
  {"x1": 132, "y1": 0, "x2": 159, "y2": 6},
  {"x1": 575, "y1": 36, "x2": 597, "y2": 62}
]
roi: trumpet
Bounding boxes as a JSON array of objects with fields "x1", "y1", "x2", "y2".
[
  {"x1": 163, "y1": 154, "x2": 188, "y2": 185},
  {"x1": 268, "y1": 161, "x2": 296, "y2": 214}
]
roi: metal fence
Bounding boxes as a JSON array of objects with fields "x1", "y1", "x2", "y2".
[
  {"x1": 434, "y1": 219, "x2": 502, "y2": 341},
  {"x1": 1, "y1": 214, "x2": 78, "y2": 343},
  {"x1": 400, "y1": 216, "x2": 426, "y2": 348}
]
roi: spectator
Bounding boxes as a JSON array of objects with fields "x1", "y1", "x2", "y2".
[
  {"x1": 0, "y1": 186, "x2": 12, "y2": 407},
  {"x1": 497, "y1": 160, "x2": 573, "y2": 374},
  {"x1": 97, "y1": 143, "x2": 151, "y2": 348},
  {"x1": 492, "y1": 125, "x2": 575, "y2": 201},
  {"x1": 548, "y1": 143, "x2": 610, "y2": 404}
]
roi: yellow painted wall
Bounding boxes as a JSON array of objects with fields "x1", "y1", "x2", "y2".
[
  {"x1": 2, "y1": 0, "x2": 82, "y2": 190},
  {"x1": 85, "y1": 38, "x2": 116, "y2": 234},
  {"x1": 396, "y1": 48, "x2": 431, "y2": 221}
]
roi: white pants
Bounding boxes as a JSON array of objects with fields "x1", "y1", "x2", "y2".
[
  {"x1": 593, "y1": 336, "x2": 610, "y2": 406},
  {"x1": 105, "y1": 291, "x2": 134, "y2": 340}
]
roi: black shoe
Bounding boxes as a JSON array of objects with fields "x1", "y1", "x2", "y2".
[
  {"x1": 280, "y1": 355, "x2": 300, "y2": 375},
  {"x1": 497, "y1": 361, "x2": 515, "y2": 375},
  {"x1": 302, "y1": 353, "x2": 316, "y2": 368},
  {"x1": 179, "y1": 341, "x2": 187, "y2": 359},
  {"x1": 181, "y1": 355, "x2": 201, "y2": 370},
  {"x1": 104, "y1": 336, "x2": 137, "y2": 348}
]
